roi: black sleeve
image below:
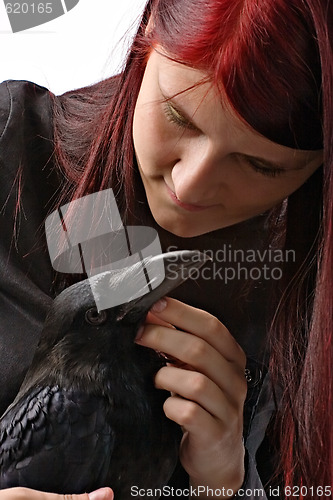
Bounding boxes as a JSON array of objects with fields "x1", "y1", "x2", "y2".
[{"x1": 0, "y1": 80, "x2": 59, "y2": 415}]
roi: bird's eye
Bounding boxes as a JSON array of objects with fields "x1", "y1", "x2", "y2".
[{"x1": 85, "y1": 308, "x2": 108, "y2": 325}]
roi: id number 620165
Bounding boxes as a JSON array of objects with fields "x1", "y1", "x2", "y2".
[
  {"x1": 284, "y1": 486, "x2": 332, "y2": 497},
  {"x1": 5, "y1": 3, "x2": 53, "y2": 14}
]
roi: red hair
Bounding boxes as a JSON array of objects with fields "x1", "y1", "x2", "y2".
[{"x1": 52, "y1": 0, "x2": 332, "y2": 494}]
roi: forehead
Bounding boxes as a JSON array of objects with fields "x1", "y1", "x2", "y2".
[{"x1": 154, "y1": 48, "x2": 209, "y2": 99}]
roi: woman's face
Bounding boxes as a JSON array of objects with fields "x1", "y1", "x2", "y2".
[{"x1": 132, "y1": 50, "x2": 323, "y2": 237}]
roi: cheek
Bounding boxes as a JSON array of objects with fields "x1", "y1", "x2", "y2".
[
  {"x1": 224, "y1": 172, "x2": 308, "y2": 216},
  {"x1": 260, "y1": 173, "x2": 312, "y2": 202},
  {"x1": 252, "y1": 176, "x2": 312, "y2": 213},
  {"x1": 133, "y1": 104, "x2": 180, "y2": 175}
]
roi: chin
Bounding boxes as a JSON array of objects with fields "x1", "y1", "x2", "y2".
[
  {"x1": 149, "y1": 202, "x2": 244, "y2": 237},
  {"x1": 154, "y1": 214, "x2": 213, "y2": 238}
]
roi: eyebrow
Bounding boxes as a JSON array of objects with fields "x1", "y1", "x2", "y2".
[{"x1": 159, "y1": 85, "x2": 312, "y2": 172}]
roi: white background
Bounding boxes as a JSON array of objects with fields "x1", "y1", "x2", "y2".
[{"x1": 0, "y1": 0, "x2": 147, "y2": 94}]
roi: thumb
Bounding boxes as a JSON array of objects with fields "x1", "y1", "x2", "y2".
[
  {"x1": 60, "y1": 488, "x2": 114, "y2": 500},
  {"x1": 0, "y1": 487, "x2": 114, "y2": 500},
  {"x1": 87, "y1": 488, "x2": 114, "y2": 500}
]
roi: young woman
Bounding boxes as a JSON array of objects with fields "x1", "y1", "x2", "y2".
[{"x1": 0, "y1": 0, "x2": 331, "y2": 498}]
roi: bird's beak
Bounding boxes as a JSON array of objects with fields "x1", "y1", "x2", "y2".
[{"x1": 118, "y1": 250, "x2": 211, "y2": 320}]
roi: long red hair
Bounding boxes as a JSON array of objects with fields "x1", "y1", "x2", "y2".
[{"x1": 52, "y1": 0, "x2": 332, "y2": 495}]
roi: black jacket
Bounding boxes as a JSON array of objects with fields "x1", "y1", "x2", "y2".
[{"x1": 0, "y1": 80, "x2": 279, "y2": 498}]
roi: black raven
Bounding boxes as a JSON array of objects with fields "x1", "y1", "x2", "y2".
[{"x1": 0, "y1": 250, "x2": 209, "y2": 498}]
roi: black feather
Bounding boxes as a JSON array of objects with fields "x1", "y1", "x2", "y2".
[{"x1": 0, "y1": 251, "x2": 209, "y2": 498}]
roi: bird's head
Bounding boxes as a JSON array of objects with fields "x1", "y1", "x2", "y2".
[
  {"x1": 39, "y1": 250, "x2": 210, "y2": 357},
  {"x1": 17, "y1": 250, "x2": 210, "y2": 402}
]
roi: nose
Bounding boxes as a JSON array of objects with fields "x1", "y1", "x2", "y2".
[{"x1": 171, "y1": 142, "x2": 224, "y2": 205}]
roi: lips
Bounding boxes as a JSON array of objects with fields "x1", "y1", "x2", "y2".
[{"x1": 165, "y1": 182, "x2": 216, "y2": 212}]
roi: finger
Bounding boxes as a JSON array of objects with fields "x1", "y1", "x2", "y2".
[
  {"x1": 145, "y1": 311, "x2": 175, "y2": 329},
  {"x1": 150, "y1": 298, "x2": 245, "y2": 364},
  {"x1": 164, "y1": 396, "x2": 245, "y2": 494},
  {"x1": 163, "y1": 396, "x2": 231, "y2": 442},
  {"x1": 0, "y1": 487, "x2": 114, "y2": 500},
  {"x1": 155, "y1": 366, "x2": 246, "y2": 417},
  {"x1": 137, "y1": 325, "x2": 246, "y2": 393},
  {"x1": 88, "y1": 488, "x2": 114, "y2": 500},
  {"x1": 0, "y1": 488, "x2": 89, "y2": 500}
]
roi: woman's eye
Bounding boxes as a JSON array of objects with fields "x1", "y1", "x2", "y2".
[
  {"x1": 162, "y1": 106, "x2": 285, "y2": 178},
  {"x1": 243, "y1": 157, "x2": 285, "y2": 178},
  {"x1": 163, "y1": 102, "x2": 197, "y2": 131}
]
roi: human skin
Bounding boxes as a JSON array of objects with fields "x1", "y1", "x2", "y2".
[
  {"x1": 136, "y1": 299, "x2": 247, "y2": 496},
  {"x1": 133, "y1": 49, "x2": 323, "y2": 238},
  {"x1": 132, "y1": 49, "x2": 323, "y2": 496},
  {"x1": 0, "y1": 488, "x2": 113, "y2": 500}
]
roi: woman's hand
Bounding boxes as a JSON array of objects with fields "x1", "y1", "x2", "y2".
[
  {"x1": 136, "y1": 298, "x2": 247, "y2": 498},
  {"x1": 0, "y1": 488, "x2": 113, "y2": 500}
]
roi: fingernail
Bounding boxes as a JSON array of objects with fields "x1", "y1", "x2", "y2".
[
  {"x1": 151, "y1": 298, "x2": 167, "y2": 313},
  {"x1": 88, "y1": 487, "x2": 113, "y2": 500},
  {"x1": 135, "y1": 324, "x2": 145, "y2": 341}
]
